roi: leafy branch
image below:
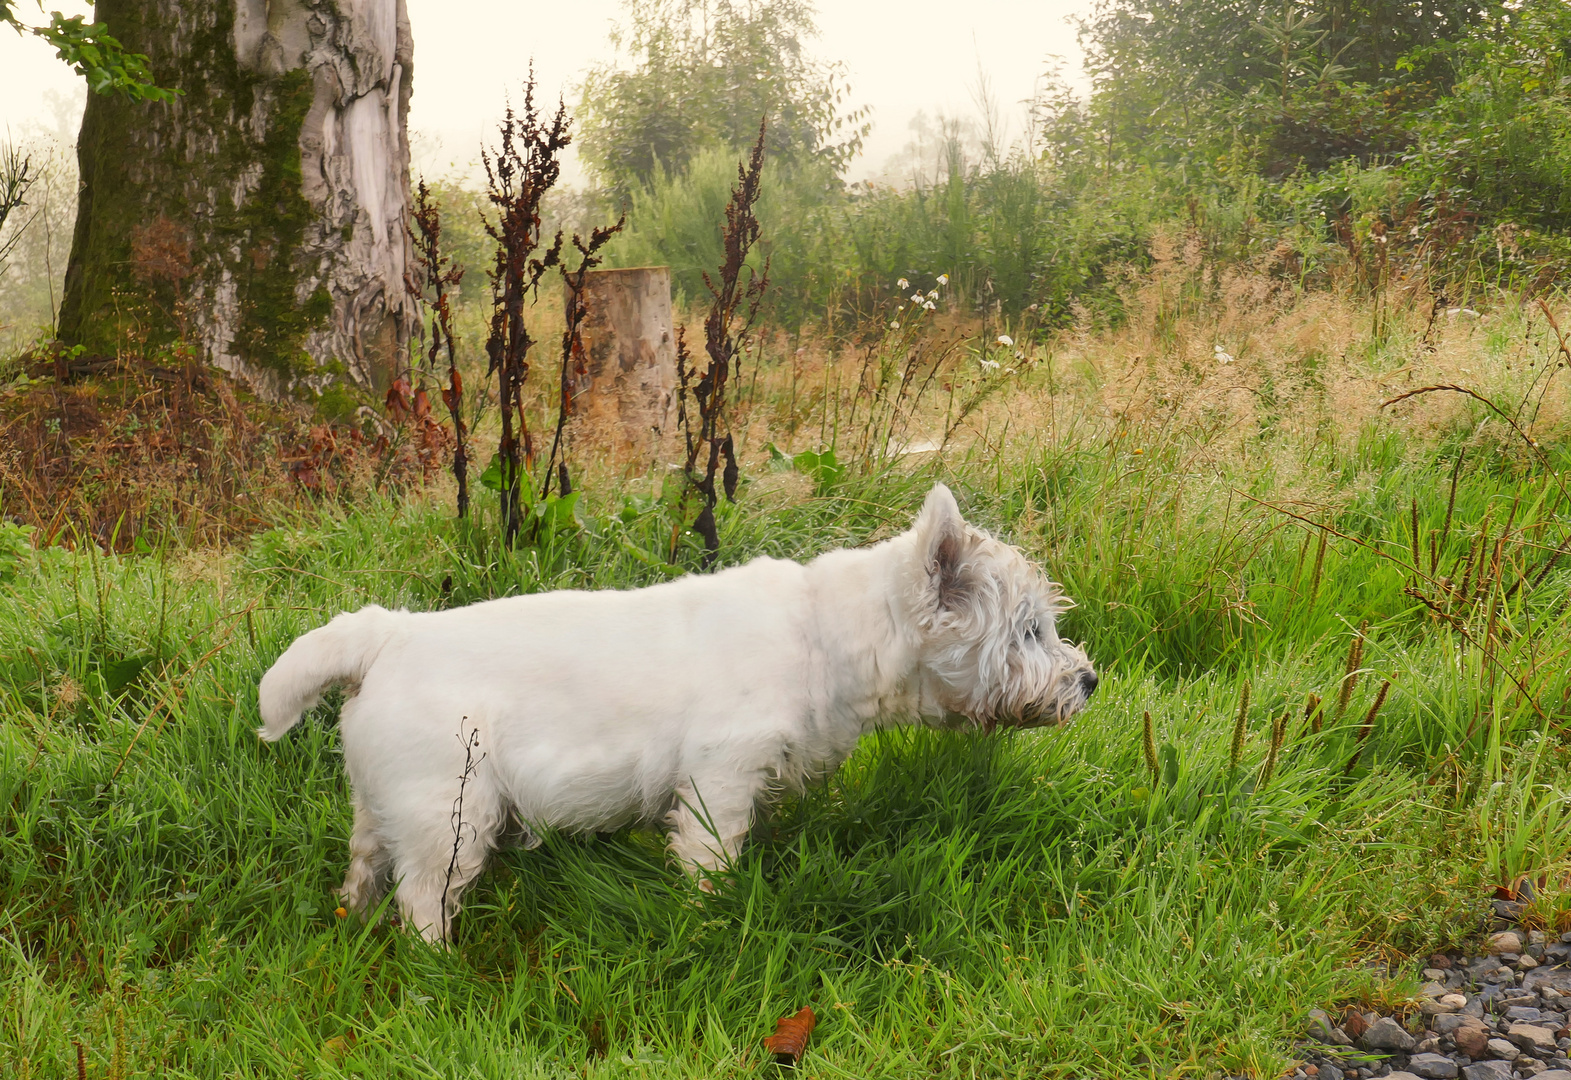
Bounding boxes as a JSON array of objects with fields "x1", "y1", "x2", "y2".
[{"x1": 3, "y1": 2, "x2": 179, "y2": 101}]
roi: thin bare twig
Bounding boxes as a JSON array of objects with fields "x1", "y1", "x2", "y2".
[
  {"x1": 406, "y1": 180, "x2": 470, "y2": 517},
  {"x1": 1380, "y1": 384, "x2": 1570, "y2": 510},
  {"x1": 443, "y1": 718, "x2": 486, "y2": 943},
  {"x1": 542, "y1": 219, "x2": 625, "y2": 502}
]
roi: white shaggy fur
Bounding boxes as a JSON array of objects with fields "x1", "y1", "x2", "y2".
[{"x1": 258, "y1": 484, "x2": 1096, "y2": 942}]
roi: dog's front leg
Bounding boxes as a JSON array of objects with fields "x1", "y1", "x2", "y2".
[{"x1": 665, "y1": 778, "x2": 758, "y2": 893}]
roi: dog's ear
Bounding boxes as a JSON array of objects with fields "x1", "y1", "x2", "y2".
[{"x1": 914, "y1": 484, "x2": 973, "y2": 611}]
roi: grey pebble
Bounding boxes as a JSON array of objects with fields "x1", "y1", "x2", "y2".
[
  {"x1": 1409, "y1": 1053, "x2": 1460, "y2": 1078},
  {"x1": 1366, "y1": 1018, "x2": 1419, "y2": 1052},
  {"x1": 1461, "y1": 1061, "x2": 1514, "y2": 1080},
  {"x1": 1486, "y1": 1039, "x2": 1520, "y2": 1060},
  {"x1": 1509, "y1": 1025, "x2": 1559, "y2": 1052}
]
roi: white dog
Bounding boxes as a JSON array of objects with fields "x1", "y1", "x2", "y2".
[{"x1": 258, "y1": 484, "x2": 1096, "y2": 942}]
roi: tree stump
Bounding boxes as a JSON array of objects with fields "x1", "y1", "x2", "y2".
[{"x1": 566, "y1": 266, "x2": 677, "y2": 455}]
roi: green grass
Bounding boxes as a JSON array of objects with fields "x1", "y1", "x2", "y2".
[{"x1": 3, "y1": 388, "x2": 1571, "y2": 1077}]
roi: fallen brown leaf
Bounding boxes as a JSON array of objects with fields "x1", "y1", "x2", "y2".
[
  {"x1": 763, "y1": 1007, "x2": 816, "y2": 1066},
  {"x1": 322, "y1": 1032, "x2": 357, "y2": 1063}
]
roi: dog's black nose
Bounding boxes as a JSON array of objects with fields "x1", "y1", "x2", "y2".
[{"x1": 1079, "y1": 670, "x2": 1099, "y2": 696}]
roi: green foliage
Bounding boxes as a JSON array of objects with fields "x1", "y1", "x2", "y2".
[
  {"x1": 3, "y1": 410, "x2": 1568, "y2": 1072},
  {"x1": 0, "y1": 520, "x2": 35, "y2": 581},
  {"x1": 430, "y1": 0, "x2": 1567, "y2": 336},
  {"x1": 767, "y1": 442, "x2": 845, "y2": 493},
  {"x1": 1400, "y1": 0, "x2": 1571, "y2": 234},
  {"x1": 578, "y1": 0, "x2": 868, "y2": 204},
  {"x1": 1077, "y1": 0, "x2": 1501, "y2": 173},
  {"x1": 0, "y1": 0, "x2": 178, "y2": 101}
]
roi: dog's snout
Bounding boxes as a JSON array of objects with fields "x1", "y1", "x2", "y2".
[{"x1": 1079, "y1": 670, "x2": 1099, "y2": 697}]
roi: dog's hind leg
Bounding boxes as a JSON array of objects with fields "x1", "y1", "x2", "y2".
[
  {"x1": 665, "y1": 777, "x2": 759, "y2": 892},
  {"x1": 387, "y1": 790, "x2": 504, "y2": 945},
  {"x1": 337, "y1": 793, "x2": 391, "y2": 916}
]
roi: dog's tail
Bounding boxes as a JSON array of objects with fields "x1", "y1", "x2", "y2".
[{"x1": 257, "y1": 605, "x2": 402, "y2": 741}]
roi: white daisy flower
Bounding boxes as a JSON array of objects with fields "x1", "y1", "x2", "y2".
[
  {"x1": 979, "y1": 357, "x2": 1001, "y2": 371},
  {"x1": 890, "y1": 320, "x2": 900, "y2": 329},
  {"x1": 937, "y1": 274, "x2": 949, "y2": 285},
  {"x1": 897, "y1": 278, "x2": 910, "y2": 289},
  {"x1": 923, "y1": 300, "x2": 936, "y2": 310},
  {"x1": 1214, "y1": 344, "x2": 1235, "y2": 364},
  {"x1": 996, "y1": 334, "x2": 1014, "y2": 347}
]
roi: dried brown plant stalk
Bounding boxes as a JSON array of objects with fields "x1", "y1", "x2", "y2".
[
  {"x1": 677, "y1": 120, "x2": 769, "y2": 567},
  {"x1": 407, "y1": 179, "x2": 469, "y2": 517},
  {"x1": 1381, "y1": 383, "x2": 1569, "y2": 508},
  {"x1": 483, "y1": 69, "x2": 568, "y2": 546},
  {"x1": 542, "y1": 218, "x2": 625, "y2": 502}
]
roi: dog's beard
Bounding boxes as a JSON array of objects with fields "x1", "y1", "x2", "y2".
[
  {"x1": 926, "y1": 640, "x2": 1096, "y2": 733},
  {"x1": 939, "y1": 688, "x2": 1092, "y2": 733},
  {"x1": 966, "y1": 659, "x2": 1097, "y2": 732},
  {"x1": 987, "y1": 689, "x2": 1090, "y2": 731}
]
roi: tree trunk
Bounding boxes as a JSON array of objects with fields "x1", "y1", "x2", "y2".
[
  {"x1": 566, "y1": 266, "x2": 677, "y2": 454},
  {"x1": 57, "y1": 0, "x2": 415, "y2": 394}
]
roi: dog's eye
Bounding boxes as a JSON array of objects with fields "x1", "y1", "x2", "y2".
[{"x1": 1025, "y1": 620, "x2": 1040, "y2": 642}]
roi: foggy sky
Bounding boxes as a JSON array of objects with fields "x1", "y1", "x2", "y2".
[{"x1": 0, "y1": 1, "x2": 1089, "y2": 185}]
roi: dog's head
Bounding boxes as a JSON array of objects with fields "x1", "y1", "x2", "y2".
[{"x1": 903, "y1": 484, "x2": 1096, "y2": 731}]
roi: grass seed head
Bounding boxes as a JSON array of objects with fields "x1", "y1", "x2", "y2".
[
  {"x1": 1335, "y1": 622, "x2": 1367, "y2": 721},
  {"x1": 1230, "y1": 679, "x2": 1250, "y2": 772},
  {"x1": 1142, "y1": 710, "x2": 1159, "y2": 781}
]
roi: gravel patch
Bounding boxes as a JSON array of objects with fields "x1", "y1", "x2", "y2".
[{"x1": 1290, "y1": 925, "x2": 1571, "y2": 1080}]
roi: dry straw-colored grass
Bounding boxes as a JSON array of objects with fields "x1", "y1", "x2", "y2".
[
  {"x1": 519, "y1": 246, "x2": 1569, "y2": 523},
  {"x1": 7, "y1": 236, "x2": 1565, "y2": 545}
]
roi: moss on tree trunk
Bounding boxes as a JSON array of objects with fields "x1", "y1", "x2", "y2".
[{"x1": 58, "y1": 0, "x2": 415, "y2": 393}]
